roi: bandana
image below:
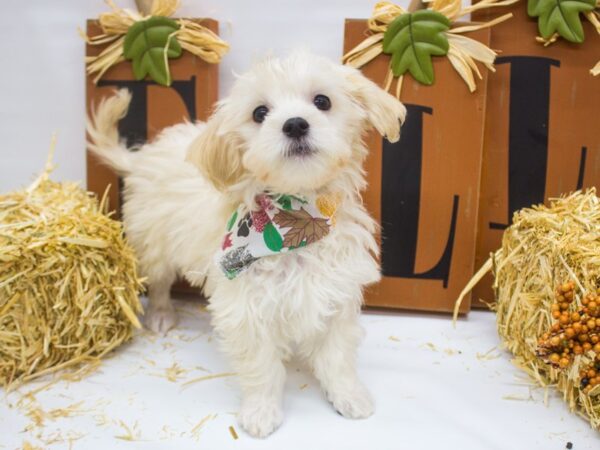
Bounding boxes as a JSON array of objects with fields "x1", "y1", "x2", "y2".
[{"x1": 217, "y1": 193, "x2": 339, "y2": 279}]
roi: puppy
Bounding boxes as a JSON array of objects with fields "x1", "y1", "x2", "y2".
[{"x1": 88, "y1": 51, "x2": 406, "y2": 438}]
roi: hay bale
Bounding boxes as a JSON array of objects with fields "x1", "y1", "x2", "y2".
[
  {"x1": 0, "y1": 166, "x2": 143, "y2": 389},
  {"x1": 456, "y1": 189, "x2": 600, "y2": 429}
]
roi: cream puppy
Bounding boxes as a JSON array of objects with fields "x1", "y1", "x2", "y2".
[{"x1": 88, "y1": 51, "x2": 406, "y2": 438}]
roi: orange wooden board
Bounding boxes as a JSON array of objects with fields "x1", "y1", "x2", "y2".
[
  {"x1": 344, "y1": 20, "x2": 490, "y2": 313},
  {"x1": 472, "y1": 4, "x2": 600, "y2": 307},
  {"x1": 86, "y1": 19, "x2": 220, "y2": 294},
  {"x1": 86, "y1": 19, "x2": 219, "y2": 219}
]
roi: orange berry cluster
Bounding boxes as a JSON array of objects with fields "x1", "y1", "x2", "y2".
[
  {"x1": 579, "y1": 357, "x2": 600, "y2": 394},
  {"x1": 537, "y1": 282, "x2": 600, "y2": 393}
]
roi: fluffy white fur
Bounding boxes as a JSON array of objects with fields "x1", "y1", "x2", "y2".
[{"x1": 87, "y1": 51, "x2": 406, "y2": 438}]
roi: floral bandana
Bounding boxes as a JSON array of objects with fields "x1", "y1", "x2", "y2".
[{"x1": 217, "y1": 193, "x2": 339, "y2": 279}]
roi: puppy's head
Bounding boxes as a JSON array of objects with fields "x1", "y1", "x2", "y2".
[{"x1": 187, "y1": 51, "x2": 406, "y2": 193}]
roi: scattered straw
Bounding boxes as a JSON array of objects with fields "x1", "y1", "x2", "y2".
[
  {"x1": 149, "y1": 362, "x2": 189, "y2": 382},
  {"x1": 443, "y1": 348, "x2": 460, "y2": 356},
  {"x1": 0, "y1": 150, "x2": 144, "y2": 389},
  {"x1": 181, "y1": 372, "x2": 237, "y2": 387},
  {"x1": 190, "y1": 413, "x2": 217, "y2": 440},
  {"x1": 454, "y1": 189, "x2": 600, "y2": 430},
  {"x1": 115, "y1": 419, "x2": 141, "y2": 441},
  {"x1": 476, "y1": 347, "x2": 500, "y2": 361},
  {"x1": 422, "y1": 342, "x2": 438, "y2": 352},
  {"x1": 228, "y1": 425, "x2": 239, "y2": 440},
  {"x1": 502, "y1": 393, "x2": 533, "y2": 402}
]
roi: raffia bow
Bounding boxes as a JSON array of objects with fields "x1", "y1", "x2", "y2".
[
  {"x1": 81, "y1": 0, "x2": 229, "y2": 84},
  {"x1": 343, "y1": 0, "x2": 519, "y2": 97}
]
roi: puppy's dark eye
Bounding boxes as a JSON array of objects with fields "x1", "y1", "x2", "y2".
[
  {"x1": 253, "y1": 105, "x2": 269, "y2": 123},
  {"x1": 313, "y1": 94, "x2": 331, "y2": 111}
]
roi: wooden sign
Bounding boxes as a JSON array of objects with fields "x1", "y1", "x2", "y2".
[
  {"x1": 344, "y1": 20, "x2": 490, "y2": 313},
  {"x1": 85, "y1": 19, "x2": 219, "y2": 219},
  {"x1": 472, "y1": 4, "x2": 600, "y2": 307},
  {"x1": 86, "y1": 19, "x2": 220, "y2": 294}
]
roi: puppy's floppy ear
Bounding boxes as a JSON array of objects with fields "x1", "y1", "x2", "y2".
[
  {"x1": 186, "y1": 109, "x2": 245, "y2": 191},
  {"x1": 342, "y1": 65, "x2": 407, "y2": 143}
]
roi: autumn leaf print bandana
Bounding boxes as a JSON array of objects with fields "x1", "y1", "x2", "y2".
[{"x1": 217, "y1": 193, "x2": 339, "y2": 279}]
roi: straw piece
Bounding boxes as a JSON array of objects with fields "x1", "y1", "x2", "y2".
[
  {"x1": 190, "y1": 413, "x2": 217, "y2": 440},
  {"x1": 452, "y1": 256, "x2": 493, "y2": 324},
  {"x1": 115, "y1": 419, "x2": 141, "y2": 441},
  {"x1": 0, "y1": 160, "x2": 143, "y2": 389},
  {"x1": 448, "y1": 12, "x2": 514, "y2": 34},
  {"x1": 181, "y1": 372, "x2": 237, "y2": 387}
]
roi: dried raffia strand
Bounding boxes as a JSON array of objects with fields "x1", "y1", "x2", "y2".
[
  {"x1": 175, "y1": 19, "x2": 230, "y2": 64},
  {"x1": 342, "y1": 0, "x2": 518, "y2": 97},
  {"x1": 0, "y1": 148, "x2": 144, "y2": 390},
  {"x1": 83, "y1": 0, "x2": 229, "y2": 84},
  {"x1": 587, "y1": 9, "x2": 600, "y2": 34},
  {"x1": 587, "y1": 9, "x2": 600, "y2": 75},
  {"x1": 454, "y1": 0, "x2": 521, "y2": 18},
  {"x1": 453, "y1": 189, "x2": 600, "y2": 429},
  {"x1": 536, "y1": 32, "x2": 560, "y2": 47}
]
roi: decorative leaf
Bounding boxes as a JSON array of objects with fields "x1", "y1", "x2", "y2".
[
  {"x1": 274, "y1": 194, "x2": 306, "y2": 210},
  {"x1": 272, "y1": 208, "x2": 330, "y2": 249},
  {"x1": 123, "y1": 16, "x2": 182, "y2": 86},
  {"x1": 263, "y1": 222, "x2": 283, "y2": 252},
  {"x1": 221, "y1": 232, "x2": 233, "y2": 251},
  {"x1": 527, "y1": 0, "x2": 595, "y2": 43},
  {"x1": 276, "y1": 195, "x2": 292, "y2": 211},
  {"x1": 382, "y1": 10, "x2": 451, "y2": 85},
  {"x1": 226, "y1": 211, "x2": 238, "y2": 232}
]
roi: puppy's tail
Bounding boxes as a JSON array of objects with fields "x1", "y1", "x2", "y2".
[{"x1": 87, "y1": 89, "x2": 133, "y2": 175}]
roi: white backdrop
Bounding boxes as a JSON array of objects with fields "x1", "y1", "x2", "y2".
[{"x1": 0, "y1": 0, "x2": 412, "y2": 193}]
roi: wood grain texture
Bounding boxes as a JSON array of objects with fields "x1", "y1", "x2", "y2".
[
  {"x1": 472, "y1": 4, "x2": 600, "y2": 308},
  {"x1": 344, "y1": 20, "x2": 489, "y2": 313},
  {"x1": 86, "y1": 19, "x2": 220, "y2": 295}
]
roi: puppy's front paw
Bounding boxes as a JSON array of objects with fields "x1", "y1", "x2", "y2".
[
  {"x1": 238, "y1": 398, "x2": 283, "y2": 438},
  {"x1": 144, "y1": 304, "x2": 177, "y2": 335},
  {"x1": 327, "y1": 382, "x2": 375, "y2": 419}
]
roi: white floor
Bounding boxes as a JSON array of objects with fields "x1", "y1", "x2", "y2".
[{"x1": 1, "y1": 298, "x2": 598, "y2": 450}]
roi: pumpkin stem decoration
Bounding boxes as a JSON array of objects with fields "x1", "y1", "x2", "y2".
[
  {"x1": 528, "y1": 0, "x2": 600, "y2": 76},
  {"x1": 81, "y1": 0, "x2": 229, "y2": 85},
  {"x1": 343, "y1": 0, "x2": 519, "y2": 96}
]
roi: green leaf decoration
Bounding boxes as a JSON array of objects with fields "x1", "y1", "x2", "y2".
[
  {"x1": 263, "y1": 222, "x2": 283, "y2": 252},
  {"x1": 274, "y1": 194, "x2": 307, "y2": 211},
  {"x1": 275, "y1": 195, "x2": 293, "y2": 211},
  {"x1": 123, "y1": 16, "x2": 182, "y2": 86},
  {"x1": 527, "y1": 0, "x2": 596, "y2": 43},
  {"x1": 226, "y1": 210, "x2": 238, "y2": 232},
  {"x1": 382, "y1": 10, "x2": 451, "y2": 85}
]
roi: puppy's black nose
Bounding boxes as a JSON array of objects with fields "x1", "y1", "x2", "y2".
[{"x1": 282, "y1": 117, "x2": 309, "y2": 139}]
